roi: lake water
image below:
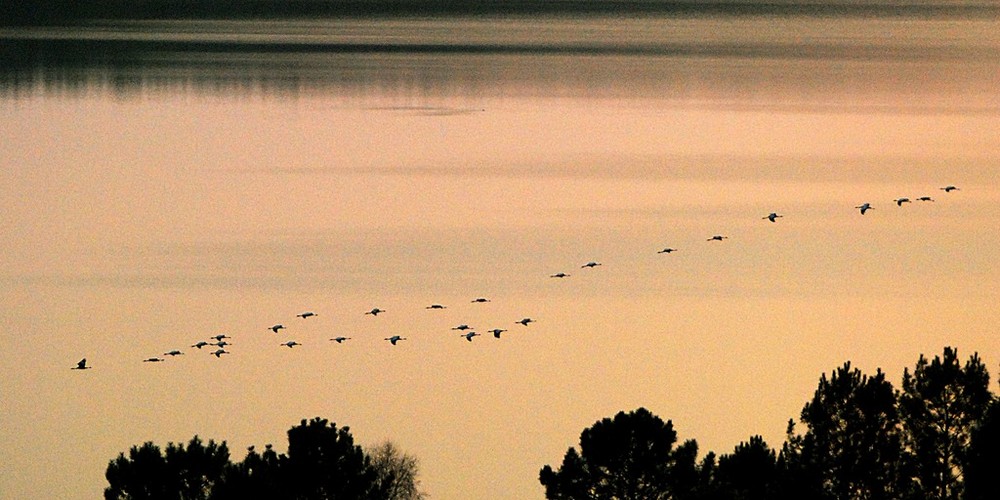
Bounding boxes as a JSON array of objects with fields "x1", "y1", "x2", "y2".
[{"x1": 2, "y1": 12, "x2": 999, "y2": 499}]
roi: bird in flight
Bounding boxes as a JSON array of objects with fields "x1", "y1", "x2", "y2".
[
  {"x1": 365, "y1": 308, "x2": 385, "y2": 316},
  {"x1": 426, "y1": 304, "x2": 446, "y2": 309},
  {"x1": 143, "y1": 357, "x2": 165, "y2": 363},
  {"x1": 72, "y1": 358, "x2": 91, "y2": 370},
  {"x1": 191, "y1": 341, "x2": 210, "y2": 349},
  {"x1": 657, "y1": 248, "x2": 677, "y2": 254},
  {"x1": 213, "y1": 341, "x2": 231, "y2": 347},
  {"x1": 940, "y1": 185, "x2": 959, "y2": 192},
  {"x1": 707, "y1": 235, "x2": 728, "y2": 241},
  {"x1": 269, "y1": 324, "x2": 285, "y2": 333},
  {"x1": 280, "y1": 341, "x2": 301, "y2": 348},
  {"x1": 855, "y1": 203, "x2": 873, "y2": 215},
  {"x1": 330, "y1": 337, "x2": 351, "y2": 343},
  {"x1": 471, "y1": 297, "x2": 491, "y2": 303},
  {"x1": 517, "y1": 318, "x2": 535, "y2": 326},
  {"x1": 461, "y1": 332, "x2": 481, "y2": 342},
  {"x1": 894, "y1": 198, "x2": 911, "y2": 206},
  {"x1": 384, "y1": 335, "x2": 406, "y2": 345},
  {"x1": 164, "y1": 350, "x2": 184, "y2": 356},
  {"x1": 550, "y1": 273, "x2": 570, "y2": 278},
  {"x1": 296, "y1": 312, "x2": 317, "y2": 319},
  {"x1": 581, "y1": 261, "x2": 601, "y2": 268},
  {"x1": 211, "y1": 334, "x2": 230, "y2": 341},
  {"x1": 211, "y1": 349, "x2": 229, "y2": 358},
  {"x1": 763, "y1": 213, "x2": 783, "y2": 222},
  {"x1": 917, "y1": 196, "x2": 934, "y2": 202},
  {"x1": 487, "y1": 328, "x2": 507, "y2": 338},
  {"x1": 452, "y1": 324, "x2": 473, "y2": 331}
]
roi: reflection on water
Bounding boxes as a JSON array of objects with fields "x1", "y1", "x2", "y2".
[{"x1": 1, "y1": 15, "x2": 999, "y2": 108}]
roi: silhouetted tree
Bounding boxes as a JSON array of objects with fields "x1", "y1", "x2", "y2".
[
  {"x1": 714, "y1": 436, "x2": 778, "y2": 500},
  {"x1": 209, "y1": 444, "x2": 282, "y2": 500},
  {"x1": 369, "y1": 441, "x2": 426, "y2": 500},
  {"x1": 539, "y1": 407, "x2": 700, "y2": 499},
  {"x1": 105, "y1": 436, "x2": 229, "y2": 500},
  {"x1": 279, "y1": 417, "x2": 379, "y2": 499},
  {"x1": 782, "y1": 362, "x2": 906, "y2": 500},
  {"x1": 899, "y1": 347, "x2": 992, "y2": 500},
  {"x1": 963, "y1": 398, "x2": 1000, "y2": 500}
]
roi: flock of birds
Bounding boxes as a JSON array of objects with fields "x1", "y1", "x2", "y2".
[{"x1": 69, "y1": 185, "x2": 962, "y2": 371}]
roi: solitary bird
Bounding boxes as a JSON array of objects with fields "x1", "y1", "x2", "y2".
[
  {"x1": 164, "y1": 350, "x2": 184, "y2": 356},
  {"x1": 269, "y1": 324, "x2": 285, "y2": 333},
  {"x1": 550, "y1": 273, "x2": 570, "y2": 278},
  {"x1": 330, "y1": 337, "x2": 351, "y2": 343},
  {"x1": 143, "y1": 357, "x2": 165, "y2": 363},
  {"x1": 365, "y1": 308, "x2": 385, "y2": 316},
  {"x1": 384, "y1": 335, "x2": 406, "y2": 345},
  {"x1": 855, "y1": 203, "x2": 873, "y2": 215},
  {"x1": 894, "y1": 198, "x2": 911, "y2": 206},
  {"x1": 517, "y1": 318, "x2": 535, "y2": 326},
  {"x1": 211, "y1": 349, "x2": 229, "y2": 358},
  {"x1": 211, "y1": 334, "x2": 230, "y2": 341},
  {"x1": 581, "y1": 261, "x2": 601, "y2": 268},
  {"x1": 296, "y1": 312, "x2": 317, "y2": 319},
  {"x1": 487, "y1": 328, "x2": 507, "y2": 338},
  {"x1": 280, "y1": 341, "x2": 301, "y2": 348},
  {"x1": 941, "y1": 185, "x2": 959, "y2": 192},
  {"x1": 707, "y1": 235, "x2": 728, "y2": 241},
  {"x1": 917, "y1": 196, "x2": 934, "y2": 202},
  {"x1": 461, "y1": 332, "x2": 481, "y2": 342},
  {"x1": 657, "y1": 248, "x2": 677, "y2": 254},
  {"x1": 763, "y1": 213, "x2": 783, "y2": 222},
  {"x1": 72, "y1": 358, "x2": 91, "y2": 370},
  {"x1": 471, "y1": 297, "x2": 491, "y2": 303},
  {"x1": 191, "y1": 341, "x2": 210, "y2": 349},
  {"x1": 426, "y1": 304, "x2": 446, "y2": 309}
]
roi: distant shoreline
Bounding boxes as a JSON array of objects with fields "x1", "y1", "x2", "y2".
[{"x1": 4, "y1": 0, "x2": 999, "y2": 27}]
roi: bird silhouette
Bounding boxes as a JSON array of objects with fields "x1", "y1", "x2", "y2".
[
  {"x1": 211, "y1": 349, "x2": 229, "y2": 358},
  {"x1": 707, "y1": 235, "x2": 728, "y2": 241},
  {"x1": 941, "y1": 185, "x2": 959, "y2": 192},
  {"x1": 461, "y1": 332, "x2": 481, "y2": 342},
  {"x1": 550, "y1": 273, "x2": 570, "y2": 278},
  {"x1": 471, "y1": 297, "x2": 491, "y2": 303},
  {"x1": 211, "y1": 334, "x2": 230, "y2": 341},
  {"x1": 192, "y1": 341, "x2": 210, "y2": 349},
  {"x1": 213, "y1": 341, "x2": 231, "y2": 347},
  {"x1": 280, "y1": 341, "x2": 301, "y2": 348},
  {"x1": 763, "y1": 213, "x2": 783, "y2": 222},
  {"x1": 581, "y1": 261, "x2": 601, "y2": 268},
  {"x1": 330, "y1": 337, "x2": 351, "y2": 343},
  {"x1": 657, "y1": 248, "x2": 677, "y2": 254},
  {"x1": 269, "y1": 324, "x2": 285, "y2": 333},
  {"x1": 143, "y1": 357, "x2": 165, "y2": 363},
  {"x1": 452, "y1": 324, "x2": 473, "y2": 331},
  {"x1": 894, "y1": 198, "x2": 911, "y2": 206},
  {"x1": 917, "y1": 196, "x2": 934, "y2": 202},
  {"x1": 365, "y1": 308, "x2": 385, "y2": 316},
  {"x1": 855, "y1": 203, "x2": 873, "y2": 215},
  {"x1": 487, "y1": 328, "x2": 507, "y2": 338},
  {"x1": 384, "y1": 335, "x2": 406, "y2": 345},
  {"x1": 296, "y1": 312, "x2": 317, "y2": 319},
  {"x1": 72, "y1": 358, "x2": 91, "y2": 370},
  {"x1": 425, "y1": 304, "x2": 446, "y2": 309},
  {"x1": 517, "y1": 318, "x2": 535, "y2": 326},
  {"x1": 164, "y1": 350, "x2": 184, "y2": 356}
]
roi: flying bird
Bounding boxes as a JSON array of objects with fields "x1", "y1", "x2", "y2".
[
  {"x1": 164, "y1": 350, "x2": 184, "y2": 356},
  {"x1": 269, "y1": 324, "x2": 285, "y2": 333},
  {"x1": 72, "y1": 358, "x2": 91, "y2": 370},
  {"x1": 296, "y1": 312, "x2": 317, "y2": 319},
  {"x1": 384, "y1": 335, "x2": 406, "y2": 345},
  {"x1": 425, "y1": 304, "x2": 446, "y2": 309},
  {"x1": 191, "y1": 341, "x2": 210, "y2": 349},
  {"x1": 213, "y1": 341, "x2": 231, "y2": 348},
  {"x1": 657, "y1": 248, "x2": 677, "y2": 254},
  {"x1": 211, "y1": 334, "x2": 230, "y2": 341},
  {"x1": 940, "y1": 185, "x2": 959, "y2": 192},
  {"x1": 487, "y1": 328, "x2": 507, "y2": 338},
  {"x1": 855, "y1": 203, "x2": 873, "y2": 215},
  {"x1": 365, "y1": 308, "x2": 385, "y2": 316},
  {"x1": 461, "y1": 332, "x2": 481, "y2": 342},
  {"x1": 707, "y1": 235, "x2": 728, "y2": 241},
  {"x1": 330, "y1": 337, "x2": 351, "y2": 343},
  {"x1": 894, "y1": 198, "x2": 911, "y2": 206},
  {"x1": 581, "y1": 261, "x2": 601, "y2": 268},
  {"x1": 917, "y1": 196, "x2": 934, "y2": 202},
  {"x1": 452, "y1": 324, "x2": 473, "y2": 331},
  {"x1": 517, "y1": 318, "x2": 535, "y2": 326},
  {"x1": 143, "y1": 357, "x2": 165, "y2": 363},
  {"x1": 471, "y1": 297, "x2": 491, "y2": 303},
  {"x1": 211, "y1": 349, "x2": 229, "y2": 358},
  {"x1": 280, "y1": 341, "x2": 301, "y2": 348},
  {"x1": 763, "y1": 213, "x2": 783, "y2": 222},
  {"x1": 550, "y1": 273, "x2": 570, "y2": 278}
]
